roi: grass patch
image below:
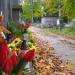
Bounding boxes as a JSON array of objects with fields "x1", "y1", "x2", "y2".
[{"x1": 41, "y1": 25, "x2": 75, "y2": 39}]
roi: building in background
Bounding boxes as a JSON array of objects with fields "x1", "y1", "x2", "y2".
[
  {"x1": 41, "y1": 16, "x2": 58, "y2": 28},
  {"x1": 10, "y1": 0, "x2": 22, "y2": 22},
  {"x1": 0, "y1": 0, "x2": 22, "y2": 25}
]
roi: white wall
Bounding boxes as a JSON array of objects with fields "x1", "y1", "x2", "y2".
[{"x1": 41, "y1": 17, "x2": 58, "y2": 27}]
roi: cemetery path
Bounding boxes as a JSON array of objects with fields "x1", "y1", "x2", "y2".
[{"x1": 29, "y1": 26, "x2": 75, "y2": 72}]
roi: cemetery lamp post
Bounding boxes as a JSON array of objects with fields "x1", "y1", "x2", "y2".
[
  {"x1": 58, "y1": 0, "x2": 63, "y2": 29},
  {"x1": 32, "y1": 0, "x2": 34, "y2": 24}
]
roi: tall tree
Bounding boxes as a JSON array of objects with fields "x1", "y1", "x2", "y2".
[
  {"x1": 22, "y1": 0, "x2": 33, "y2": 22},
  {"x1": 22, "y1": 0, "x2": 44, "y2": 22},
  {"x1": 62, "y1": 0, "x2": 75, "y2": 21},
  {"x1": 33, "y1": 0, "x2": 44, "y2": 18},
  {"x1": 45, "y1": 0, "x2": 59, "y2": 16}
]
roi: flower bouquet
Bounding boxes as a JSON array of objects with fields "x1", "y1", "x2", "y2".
[
  {"x1": 18, "y1": 20, "x2": 31, "y2": 32},
  {"x1": 0, "y1": 40, "x2": 35, "y2": 75}
]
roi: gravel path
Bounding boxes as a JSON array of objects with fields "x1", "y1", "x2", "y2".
[{"x1": 29, "y1": 26, "x2": 75, "y2": 72}]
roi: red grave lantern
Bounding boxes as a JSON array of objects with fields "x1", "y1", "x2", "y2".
[{"x1": 0, "y1": 15, "x2": 3, "y2": 22}]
